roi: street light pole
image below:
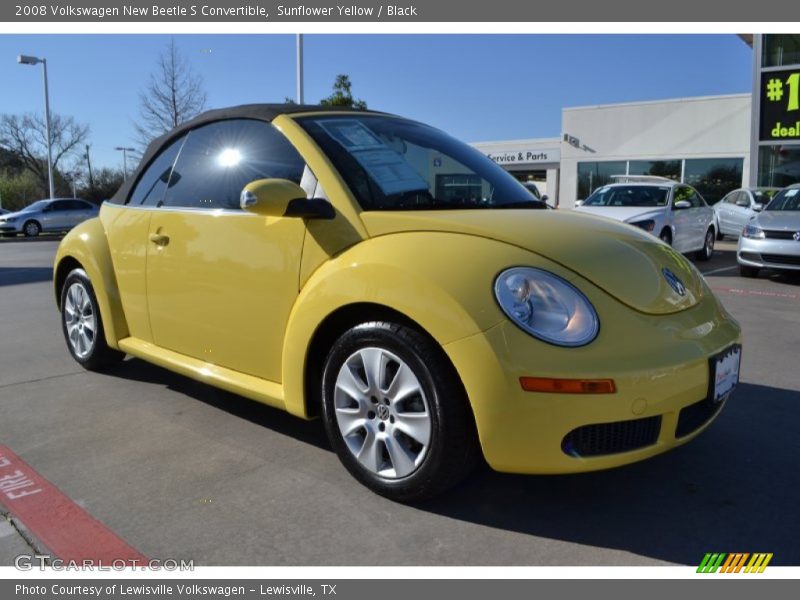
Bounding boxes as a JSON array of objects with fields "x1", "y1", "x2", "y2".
[
  {"x1": 114, "y1": 147, "x2": 136, "y2": 180},
  {"x1": 296, "y1": 34, "x2": 304, "y2": 105},
  {"x1": 18, "y1": 54, "x2": 55, "y2": 199}
]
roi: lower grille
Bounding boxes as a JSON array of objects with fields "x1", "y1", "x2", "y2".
[
  {"x1": 760, "y1": 253, "x2": 800, "y2": 266},
  {"x1": 562, "y1": 416, "x2": 661, "y2": 457},
  {"x1": 675, "y1": 398, "x2": 724, "y2": 438},
  {"x1": 764, "y1": 230, "x2": 798, "y2": 240}
]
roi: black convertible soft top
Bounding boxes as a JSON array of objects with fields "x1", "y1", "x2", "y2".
[{"x1": 110, "y1": 103, "x2": 382, "y2": 204}]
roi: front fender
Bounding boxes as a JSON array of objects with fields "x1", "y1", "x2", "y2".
[
  {"x1": 54, "y1": 218, "x2": 128, "y2": 349},
  {"x1": 281, "y1": 231, "x2": 554, "y2": 418}
]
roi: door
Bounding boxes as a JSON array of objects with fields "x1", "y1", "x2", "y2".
[
  {"x1": 717, "y1": 191, "x2": 737, "y2": 234},
  {"x1": 670, "y1": 186, "x2": 695, "y2": 252},
  {"x1": 145, "y1": 119, "x2": 309, "y2": 382},
  {"x1": 729, "y1": 191, "x2": 754, "y2": 233},
  {"x1": 40, "y1": 200, "x2": 71, "y2": 231}
]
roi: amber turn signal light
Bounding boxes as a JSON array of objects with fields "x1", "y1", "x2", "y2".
[{"x1": 519, "y1": 376, "x2": 616, "y2": 394}]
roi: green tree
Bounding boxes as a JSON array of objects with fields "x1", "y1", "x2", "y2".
[
  {"x1": 0, "y1": 170, "x2": 42, "y2": 211},
  {"x1": 319, "y1": 74, "x2": 367, "y2": 109}
]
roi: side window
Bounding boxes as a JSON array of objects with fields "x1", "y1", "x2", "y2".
[
  {"x1": 127, "y1": 135, "x2": 187, "y2": 206},
  {"x1": 162, "y1": 119, "x2": 306, "y2": 210},
  {"x1": 50, "y1": 200, "x2": 69, "y2": 212},
  {"x1": 723, "y1": 192, "x2": 738, "y2": 204},
  {"x1": 65, "y1": 200, "x2": 86, "y2": 210}
]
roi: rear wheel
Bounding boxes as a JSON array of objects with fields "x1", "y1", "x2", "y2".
[
  {"x1": 60, "y1": 268, "x2": 125, "y2": 370},
  {"x1": 695, "y1": 228, "x2": 715, "y2": 261},
  {"x1": 23, "y1": 220, "x2": 41, "y2": 237},
  {"x1": 739, "y1": 265, "x2": 760, "y2": 278},
  {"x1": 321, "y1": 321, "x2": 479, "y2": 502}
]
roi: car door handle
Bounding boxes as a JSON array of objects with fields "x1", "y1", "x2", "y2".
[{"x1": 149, "y1": 233, "x2": 170, "y2": 246}]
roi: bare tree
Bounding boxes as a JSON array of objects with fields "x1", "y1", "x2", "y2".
[
  {"x1": 135, "y1": 38, "x2": 207, "y2": 147},
  {"x1": 0, "y1": 112, "x2": 89, "y2": 196}
]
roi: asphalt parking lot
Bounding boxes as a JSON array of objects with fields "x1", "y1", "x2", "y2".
[{"x1": 1, "y1": 237, "x2": 799, "y2": 566}]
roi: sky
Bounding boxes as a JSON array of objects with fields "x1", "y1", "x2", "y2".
[{"x1": 0, "y1": 34, "x2": 753, "y2": 172}]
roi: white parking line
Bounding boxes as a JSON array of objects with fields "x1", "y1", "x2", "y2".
[{"x1": 701, "y1": 266, "x2": 739, "y2": 276}]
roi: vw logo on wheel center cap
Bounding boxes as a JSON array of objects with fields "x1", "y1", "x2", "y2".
[
  {"x1": 662, "y1": 268, "x2": 687, "y2": 297},
  {"x1": 377, "y1": 404, "x2": 391, "y2": 421}
]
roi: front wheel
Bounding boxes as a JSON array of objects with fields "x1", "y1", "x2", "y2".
[
  {"x1": 321, "y1": 321, "x2": 479, "y2": 502},
  {"x1": 695, "y1": 228, "x2": 715, "y2": 261},
  {"x1": 60, "y1": 268, "x2": 125, "y2": 370},
  {"x1": 23, "y1": 220, "x2": 41, "y2": 237}
]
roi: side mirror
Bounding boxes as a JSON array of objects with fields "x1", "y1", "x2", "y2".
[
  {"x1": 673, "y1": 200, "x2": 691, "y2": 210},
  {"x1": 241, "y1": 178, "x2": 334, "y2": 220},
  {"x1": 574, "y1": 199, "x2": 584, "y2": 207},
  {"x1": 541, "y1": 194, "x2": 549, "y2": 202},
  {"x1": 753, "y1": 203, "x2": 764, "y2": 212}
]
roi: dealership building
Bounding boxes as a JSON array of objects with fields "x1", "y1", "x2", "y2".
[{"x1": 473, "y1": 34, "x2": 800, "y2": 208}]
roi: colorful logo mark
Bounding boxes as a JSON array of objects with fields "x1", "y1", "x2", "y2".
[{"x1": 697, "y1": 553, "x2": 773, "y2": 573}]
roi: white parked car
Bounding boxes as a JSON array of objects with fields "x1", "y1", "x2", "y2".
[
  {"x1": 714, "y1": 187, "x2": 780, "y2": 239},
  {"x1": 575, "y1": 176, "x2": 717, "y2": 260}
]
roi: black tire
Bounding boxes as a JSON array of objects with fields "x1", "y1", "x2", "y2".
[
  {"x1": 695, "y1": 228, "x2": 715, "y2": 261},
  {"x1": 321, "y1": 321, "x2": 480, "y2": 502},
  {"x1": 659, "y1": 228, "x2": 672, "y2": 246},
  {"x1": 23, "y1": 220, "x2": 41, "y2": 237},
  {"x1": 739, "y1": 264, "x2": 760, "y2": 278},
  {"x1": 60, "y1": 268, "x2": 125, "y2": 370}
]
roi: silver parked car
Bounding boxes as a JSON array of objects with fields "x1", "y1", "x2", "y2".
[
  {"x1": 575, "y1": 176, "x2": 717, "y2": 260},
  {"x1": 714, "y1": 187, "x2": 780, "y2": 239},
  {"x1": 737, "y1": 183, "x2": 800, "y2": 277},
  {"x1": 0, "y1": 198, "x2": 99, "y2": 237}
]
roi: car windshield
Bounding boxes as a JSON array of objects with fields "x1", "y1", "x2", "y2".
[
  {"x1": 765, "y1": 187, "x2": 800, "y2": 211},
  {"x1": 295, "y1": 114, "x2": 541, "y2": 211},
  {"x1": 20, "y1": 200, "x2": 50, "y2": 212},
  {"x1": 582, "y1": 185, "x2": 669, "y2": 207},
  {"x1": 753, "y1": 189, "x2": 779, "y2": 204}
]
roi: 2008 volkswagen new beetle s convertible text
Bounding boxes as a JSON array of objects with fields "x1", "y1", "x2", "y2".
[{"x1": 53, "y1": 104, "x2": 742, "y2": 501}]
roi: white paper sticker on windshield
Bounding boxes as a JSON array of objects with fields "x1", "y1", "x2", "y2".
[{"x1": 318, "y1": 119, "x2": 429, "y2": 196}]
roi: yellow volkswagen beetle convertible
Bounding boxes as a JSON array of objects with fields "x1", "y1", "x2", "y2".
[{"x1": 54, "y1": 104, "x2": 742, "y2": 501}]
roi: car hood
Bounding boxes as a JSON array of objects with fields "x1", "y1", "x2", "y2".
[
  {"x1": 0, "y1": 210, "x2": 29, "y2": 220},
  {"x1": 574, "y1": 205, "x2": 665, "y2": 223},
  {"x1": 753, "y1": 210, "x2": 800, "y2": 230},
  {"x1": 360, "y1": 209, "x2": 704, "y2": 315}
]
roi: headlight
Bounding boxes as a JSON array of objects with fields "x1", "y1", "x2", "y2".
[
  {"x1": 629, "y1": 219, "x2": 655, "y2": 232},
  {"x1": 4, "y1": 217, "x2": 16, "y2": 223},
  {"x1": 494, "y1": 267, "x2": 599, "y2": 347},
  {"x1": 742, "y1": 224, "x2": 764, "y2": 239}
]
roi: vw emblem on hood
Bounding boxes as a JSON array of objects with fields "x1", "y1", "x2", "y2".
[
  {"x1": 662, "y1": 268, "x2": 687, "y2": 297},
  {"x1": 794, "y1": 231, "x2": 800, "y2": 242}
]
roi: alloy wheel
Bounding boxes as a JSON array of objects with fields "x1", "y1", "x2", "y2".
[
  {"x1": 333, "y1": 347, "x2": 431, "y2": 479},
  {"x1": 63, "y1": 281, "x2": 97, "y2": 359}
]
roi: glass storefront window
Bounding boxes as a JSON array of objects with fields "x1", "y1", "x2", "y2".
[
  {"x1": 758, "y1": 145, "x2": 800, "y2": 188},
  {"x1": 683, "y1": 158, "x2": 743, "y2": 205},
  {"x1": 628, "y1": 160, "x2": 681, "y2": 180},
  {"x1": 577, "y1": 161, "x2": 626, "y2": 200},
  {"x1": 763, "y1": 34, "x2": 800, "y2": 68}
]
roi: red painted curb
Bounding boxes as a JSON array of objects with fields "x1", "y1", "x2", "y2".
[{"x1": 0, "y1": 444, "x2": 148, "y2": 565}]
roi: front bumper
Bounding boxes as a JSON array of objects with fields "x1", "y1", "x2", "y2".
[
  {"x1": 0, "y1": 223, "x2": 21, "y2": 233},
  {"x1": 444, "y1": 286, "x2": 741, "y2": 474},
  {"x1": 738, "y1": 236, "x2": 800, "y2": 271}
]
